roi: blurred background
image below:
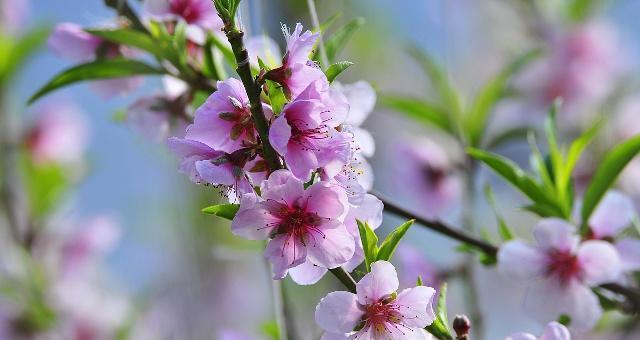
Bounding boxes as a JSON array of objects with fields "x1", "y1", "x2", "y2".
[{"x1": 2, "y1": 0, "x2": 640, "y2": 339}]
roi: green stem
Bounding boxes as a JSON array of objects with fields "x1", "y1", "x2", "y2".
[
  {"x1": 306, "y1": 0, "x2": 329, "y2": 68},
  {"x1": 103, "y1": 0, "x2": 148, "y2": 33},
  {"x1": 329, "y1": 267, "x2": 357, "y2": 293},
  {"x1": 223, "y1": 26, "x2": 282, "y2": 172}
]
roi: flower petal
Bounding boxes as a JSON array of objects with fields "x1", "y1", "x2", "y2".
[
  {"x1": 306, "y1": 222, "x2": 355, "y2": 269},
  {"x1": 497, "y1": 240, "x2": 546, "y2": 281},
  {"x1": 540, "y1": 321, "x2": 571, "y2": 340},
  {"x1": 230, "y1": 194, "x2": 276, "y2": 240},
  {"x1": 315, "y1": 291, "x2": 362, "y2": 333},
  {"x1": 305, "y1": 182, "x2": 349, "y2": 220},
  {"x1": 264, "y1": 234, "x2": 307, "y2": 279},
  {"x1": 357, "y1": 261, "x2": 399, "y2": 305},
  {"x1": 533, "y1": 218, "x2": 579, "y2": 253},
  {"x1": 289, "y1": 260, "x2": 328, "y2": 285},
  {"x1": 577, "y1": 240, "x2": 621, "y2": 285},
  {"x1": 589, "y1": 191, "x2": 634, "y2": 238},
  {"x1": 395, "y1": 286, "x2": 437, "y2": 328},
  {"x1": 269, "y1": 115, "x2": 292, "y2": 156},
  {"x1": 615, "y1": 238, "x2": 640, "y2": 272}
]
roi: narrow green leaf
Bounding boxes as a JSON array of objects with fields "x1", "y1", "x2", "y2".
[
  {"x1": 315, "y1": 17, "x2": 365, "y2": 63},
  {"x1": 408, "y1": 47, "x2": 463, "y2": 118},
  {"x1": 29, "y1": 58, "x2": 164, "y2": 104},
  {"x1": 201, "y1": 203, "x2": 240, "y2": 220},
  {"x1": 0, "y1": 26, "x2": 50, "y2": 82},
  {"x1": 557, "y1": 119, "x2": 601, "y2": 193},
  {"x1": 86, "y1": 28, "x2": 163, "y2": 58},
  {"x1": 325, "y1": 61, "x2": 353, "y2": 83},
  {"x1": 264, "y1": 80, "x2": 286, "y2": 115},
  {"x1": 580, "y1": 134, "x2": 640, "y2": 232},
  {"x1": 317, "y1": 12, "x2": 342, "y2": 33},
  {"x1": 357, "y1": 220, "x2": 379, "y2": 272},
  {"x1": 379, "y1": 95, "x2": 452, "y2": 133},
  {"x1": 467, "y1": 148, "x2": 560, "y2": 214},
  {"x1": 484, "y1": 185, "x2": 513, "y2": 241},
  {"x1": 485, "y1": 126, "x2": 533, "y2": 150},
  {"x1": 376, "y1": 220, "x2": 414, "y2": 262},
  {"x1": 466, "y1": 49, "x2": 543, "y2": 147}
]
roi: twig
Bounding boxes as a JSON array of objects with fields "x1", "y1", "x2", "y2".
[
  {"x1": 306, "y1": 0, "x2": 329, "y2": 68},
  {"x1": 104, "y1": 0, "x2": 148, "y2": 33},
  {"x1": 329, "y1": 267, "x2": 357, "y2": 293}
]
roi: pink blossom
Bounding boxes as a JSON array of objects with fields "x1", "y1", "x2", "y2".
[
  {"x1": 245, "y1": 35, "x2": 282, "y2": 69},
  {"x1": 231, "y1": 170, "x2": 354, "y2": 279},
  {"x1": 25, "y1": 99, "x2": 89, "y2": 166},
  {"x1": 315, "y1": 261, "x2": 436, "y2": 339},
  {"x1": 1, "y1": 0, "x2": 29, "y2": 34},
  {"x1": 60, "y1": 216, "x2": 121, "y2": 277},
  {"x1": 393, "y1": 139, "x2": 462, "y2": 219},
  {"x1": 48, "y1": 22, "x2": 143, "y2": 98},
  {"x1": 289, "y1": 193, "x2": 383, "y2": 285},
  {"x1": 143, "y1": 0, "x2": 223, "y2": 44},
  {"x1": 506, "y1": 321, "x2": 571, "y2": 340},
  {"x1": 269, "y1": 82, "x2": 352, "y2": 181},
  {"x1": 126, "y1": 95, "x2": 189, "y2": 142},
  {"x1": 265, "y1": 23, "x2": 325, "y2": 99},
  {"x1": 330, "y1": 153, "x2": 374, "y2": 205},
  {"x1": 335, "y1": 81, "x2": 377, "y2": 157},
  {"x1": 498, "y1": 218, "x2": 621, "y2": 330},
  {"x1": 587, "y1": 191, "x2": 640, "y2": 272},
  {"x1": 166, "y1": 137, "x2": 261, "y2": 196},
  {"x1": 187, "y1": 78, "x2": 272, "y2": 153}
]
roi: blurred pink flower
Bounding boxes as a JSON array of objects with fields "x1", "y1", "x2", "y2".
[
  {"x1": 270, "y1": 81, "x2": 352, "y2": 181},
  {"x1": 393, "y1": 138, "x2": 462, "y2": 219},
  {"x1": 231, "y1": 170, "x2": 354, "y2": 279},
  {"x1": 126, "y1": 95, "x2": 189, "y2": 142},
  {"x1": 60, "y1": 216, "x2": 120, "y2": 277},
  {"x1": 498, "y1": 218, "x2": 620, "y2": 330},
  {"x1": 143, "y1": 0, "x2": 222, "y2": 44},
  {"x1": 395, "y1": 244, "x2": 441, "y2": 290},
  {"x1": 1, "y1": 0, "x2": 29, "y2": 34},
  {"x1": 335, "y1": 81, "x2": 377, "y2": 157},
  {"x1": 587, "y1": 191, "x2": 640, "y2": 272},
  {"x1": 315, "y1": 261, "x2": 436, "y2": 339},
  {"x1": 615, "y1": 96, "x2": 640, "y2": 140},
  {"x1": 506, "y1": 321, "x2": 571, "y2": 340},
  {"x1": 48, "y1": 22, "x2": 143, "y2": 99},
  {"x1": 25, "y1": 99, "x2": 89, "y2": 166},
  {"x1": 265, "y1": 23, "x2": 325, "y2": 99},
  {"x1": 245, "y1": 35, "x2": 282, "y2": 69}
]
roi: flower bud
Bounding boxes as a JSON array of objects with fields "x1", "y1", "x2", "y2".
[{"x1": 452, "y1": 314, "x2": 471, "y2": 339}]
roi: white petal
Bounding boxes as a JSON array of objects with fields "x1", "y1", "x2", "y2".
[
  {"x1": 615, "y1": 238, "x2": 640, "y2": 271},
  {"x1": 589, "y1": 191, "x2": 634, "y2": 238},
  {"x1": 540, "y1": 321, "x2": 571, "y2": 340},
  {"x1": 533, "y1": 219, "x2": 579, "y2": 253},
  {"x1": 315, "y1": 291, "x2": 362, "y2": 333},
  {"x1": 289, "y1": 260, "x2": 328, "y2": 285},
  {"x1": 577, "y1": 240, "x2": 621, "y2": 285},
  {"x1": 306, "y1": 222, "x2": 355, "y2": 269},
  {"x1": 394, "y1": 286, "x2": 437, "y2": 328},
  {"x1": 357, "y1": 261, "x2": 399, "y2": 305},
  {"x1": 497, "y1": 241, "x2": 546, "y2": 281}
]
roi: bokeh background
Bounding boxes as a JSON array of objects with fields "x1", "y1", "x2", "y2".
[{"x1": 3, "y1": 0, "x2": 640, "y2": 339}]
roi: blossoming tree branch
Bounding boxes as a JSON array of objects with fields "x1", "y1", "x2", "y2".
[{"x1": 5, "y1": 0, "x2": 638, "y2": 338}]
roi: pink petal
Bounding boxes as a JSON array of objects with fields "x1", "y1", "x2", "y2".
[
  {"x1": 285, "y1": 143, "x2": 319, "y2": 182},
  {"x1": 305, "y1": 182, "x2": 349, "y2": 220},
  {"x1": 48, "y1": 22, "x2": 101, "y2": 62},
  {"x1": 524, "y1": 279, "x2": 602, "y2": 331},
  {"x1": 89, "y1": 77, "x2": 144, "y2": 99},
  {"x1": 589, "y1": 191, "x2": 634, "y2": 238},
  {"x1": 533, "y1": 218, "x2": 579, "y2": 253},
  {"x1": 505, "y1": 333, "x2": 537, "y2": 340},
  {"x1": 357, "y1": 261, "x2": 399, "y2": 305},
  {"x1": 353, "y1": 127, "x2": 375, "y2": 158},
  {"x1": 577, "y1": 240, "x2": 621, "y2": 285},
  {"x1": 260, "y1": 169, "x2": 305, "y2": 205},
  {"x1": 230, "y1": 194, "x2": 276, "y2": 240},
  {"x1": 264, "y1": 233, "x2": 307, "y2": 279},
  {"x1": 615, "y1": 238, "x2": 640, "y2": 272},
  {"x1": 315, "y1": 291, "x2": 362, "y2": 333},
  {"x1": 343, "y1": 194, "x2": 384, "y2": 236},
  {"x1": 195, "y1": 160, "x2": 236, "y2": 186},
  {"x1": 269, "y1": 115, "x2": 292, "y2": 156},
  {"x1": 306, "y1": 221, "x2": 355, "y2": 269},
  {"x1": 540, "y1": 322, "x2": 571, "y2": 340},
  {"x1": 339, "y1": 81, "x2": 376, "y2": 127},
  {"x1": 394, "y1": 286, "x2": 437, "y2": 328},
  {"x1": 320, "y1": 333, "x2": 350, "y2": 340},
  {"x1": 285, "y1": 63, "x2": 326, "y2": 100},
  {"x1": 289, "y1": 260, "x2": 328, "y2": 285},
  {"x1": 246, "y1": 35, "x2": 282, "y2": 68},
  {"x1": 284, "y1": 23, "x2": 318, "y2": 65},
  {"x1": 497, "y1": 240, "x2": 546, "y2": 280}
]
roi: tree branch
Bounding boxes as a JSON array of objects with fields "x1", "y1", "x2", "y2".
[{"x1": 104, "y1": 0, "x2": 148, "y2": 33}]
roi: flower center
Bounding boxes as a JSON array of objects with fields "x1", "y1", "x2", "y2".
[
  {"x1": 218, "y1": 107, "x2": 257, "y2": 144},
  {"x1": 546, "y1": 249, "x2": 581, "y2": 285},
  {"x1": 170, "y1": 0, "x2": 202, "y2": 24},
  {"x1": 289, "y1": 120, "x2": 329, "y2": 152}
]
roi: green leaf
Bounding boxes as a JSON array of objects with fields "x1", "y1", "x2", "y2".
[
  {"x1": 376, "y1": 220, "x2": 414, "y2": 262},
  {"x1": 202, "y1": 35, "x2": 219, "y2": 79},
  {"x1": 86, "y1": 28, "x2": 164, "y2": 58},
  {"x1": 202, "y1": 203, "x2": 240, "y2": 220},
  {"x1": 264, "y1": 79, "x2": 286, "y2": 115},
  {"x1": 408, "y1": 47, "x2": 463, "y2": 118},
  {"x1": 315, "y1": 17, "x2": 365, "y2": 64},
  {"x1": 580, "y1": 134, "x2": 640, "y2": 233},
  {"x1": 21, "y1": 156, "x2": 68, "y2": 219},
  {"x1": 485, "y1": 126, "x2": 533, "y2": 150},
  {"x1": 29, "y1": 58, "x2": 164, "y2": 104},
  {"x1": 379, "y1": 95, "x2": 452, "y2": 133},
  {"x1": 484, "y1": 185, "x2": 513, "y2": 241},
  {"x1": 568, "y1": 0, "x2": 599, "y2": 22},
  {"x1": 425, "y1": 283, "x2": 454, "y2": 340},
  {"x1": 317, "y1": 12, "x2": 342, "y2": 33},
  {"x1": 325, "y1": 61, "x2": 353, "y2": 83},
  {"x1": 466, "y1": 49, "x2": 542, "y2": 147},
  {"x1": 357, "y1": 220, "x2": 379, "y2": 272},
  {"x1": 0, "y1": 26, "x2": 50, "y2": 83},
  {"x1": 210, "y1": 32, "x2": 236, "y2": 67},
  {"x1": 467, "y1": 148, "x2": 560, "y2": 214}
]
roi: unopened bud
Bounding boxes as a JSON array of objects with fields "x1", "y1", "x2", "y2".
[{"x1": 452, "y1": 314, "x2": 471, "y2": 339}]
